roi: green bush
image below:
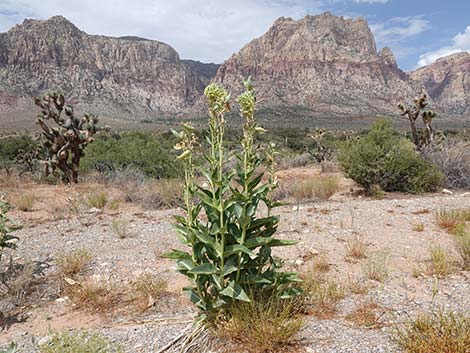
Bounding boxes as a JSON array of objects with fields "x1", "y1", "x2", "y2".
[
  {"x1": 338, "y1": 119, "x2": 443, "y2": 193},
  {"x1": 0, "y1": 134, "x2": 37, "y2": 175},
  {"x1": 80, "y1": 131, "x2": 182, "y2": 179},
  {"x1": 39, "y1": 331, "x2": 123, "y2": 353}
]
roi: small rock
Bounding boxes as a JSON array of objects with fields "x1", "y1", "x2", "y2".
[{"x1": 442, "y1": 188, "x2": 453, "y2": 195}]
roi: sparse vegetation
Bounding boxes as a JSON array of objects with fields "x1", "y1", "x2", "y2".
[
  {"x1": 55, "y1": 249, "x2": 93, "y2": 279},
  {"x1": 394, "y1": 311, "x2": 470, "y2": 353},
  {"x1": 283, "y1": 174, "x2": 341, "y2": 202},
  {"x1": 131, "y1": 272, "x2": 167, "y2": 300},
  {"x1": 412, "y1": 222, "x2": 425, "y2": 232},
  {"x1": 0, "y1": 198, "x2": 20, "y2": 265},
  {"x1": 435, "y1": 208, "x2": 470, "y2": 234},
  {"x1": 301, "y1": 273, "x2": 346, "y2": 318},
  {"x1": 346, "y1": 302, "x2": 384, "y2": 328},
  {"x1": 426, "y1": 244, "x2": 455, "y2": 277},
  {"x1": 454, "y1": 231, "x2": 470, "y2": 270},
  {"x1": 39, "y1": 331, "x2": 123, "y2": 353},
  {"x1": 86, "y1": 192, "x2": 108, "y2": 209},
  {"x1": 216, "y1": 295, "x2": 303, "y2": 353},
  {"x1": 13, "y1": 193, "x2": 35, "y2": 212},
  {"x1": 345, "y1": 236, "x2": 367, "y2": 260},
  {"x1": 364, "y1": 251, "x2": 388, "y2": 282},
  {"x1": 338, "y1": 119, "x2": 444, "y2": 194},
  {"x1": 110, "y1": 217, "x2": 130, "y2": 239},
  {"x1": 67, "y1": 278, "x2": 123, "y2": 313}
]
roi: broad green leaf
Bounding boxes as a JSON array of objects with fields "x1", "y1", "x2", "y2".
[
  {"x1": 189, "y1": 263, "x2": 217, "y2": 275},
  {"x1": 220, "y1": 281, "x2": 250, "y2": 302}
]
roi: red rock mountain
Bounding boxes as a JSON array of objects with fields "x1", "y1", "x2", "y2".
[
  {"x1": 210, "y1": 13, "x2": 421, "y2": 117},
  {"x1": 0, "y1": 16, "x2": 216, "y2": 119},
  {"x1": 410, "y1": 52, "x2": 470, "y2": 116}
]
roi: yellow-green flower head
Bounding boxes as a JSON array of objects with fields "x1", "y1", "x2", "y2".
[
  {"x1": 237, "y1": 90, "x2": 255, "y2": 118},
  {"x1": 204, "y1": 84, "x2": 229, "y2": 109}
]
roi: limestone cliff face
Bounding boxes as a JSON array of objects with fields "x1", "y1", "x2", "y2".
[
  {"x1": 410, "y1": 52, "x2": 470, "y2": 115},
  {"x1": 0, "y1": 16, "x2": 212, "y2": 119},
  {"x1": 211, "y1": 13, "x2": 420, "y2": 117}
]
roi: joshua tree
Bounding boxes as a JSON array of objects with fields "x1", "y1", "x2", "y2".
[
  {"x1": 397, "y1": 90, "x2": 437, "y2": 149},
  {"x1": 33, "y1": 92, "x2": 106, "y2": 183}
]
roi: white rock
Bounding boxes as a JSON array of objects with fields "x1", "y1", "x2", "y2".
[{"x1": 442, "y1": 188, "x2": 453, "y2": 195}]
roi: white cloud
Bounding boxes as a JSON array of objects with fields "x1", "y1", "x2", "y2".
[
  {"x1": 0, "y1": 0, "x2": 323, "y2": 63},
  {"x1": 417, "y1": 26, "x2": 470, "y2": 67},
  {"x1": 370, "y1": 16, "x2": 431, "y2": 45}
]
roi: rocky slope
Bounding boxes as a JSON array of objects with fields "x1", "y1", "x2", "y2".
[
  {"x1": 410, "y1": 52, "x2": 470, "y2": 115},
  {"x1": 0, "y1": 16, "x2": 215, "y2": 119},
  {"x1": 210, "y1": 13, "x2": 421, "y2": 117}
]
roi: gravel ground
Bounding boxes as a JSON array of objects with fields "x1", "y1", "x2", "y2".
[{"x1": 1, "y1": 187, "x2": 469, "y2": 352}]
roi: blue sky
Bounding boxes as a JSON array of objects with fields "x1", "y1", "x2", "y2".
[{"x1": 0, "y1": 0, "x2": 469, "y2": 70}]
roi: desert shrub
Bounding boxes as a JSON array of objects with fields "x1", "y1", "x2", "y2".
[
  {"x1": 0, "y1": 134, "x2": 37, "y2": 176},
  {"x1": 422, "y1": 139, "x2": 470, "y2": 189},
  {"x1": 394, "y1": 311, "x2": 470, "y2": 353},
  {"x1": 80, "y1": 131, "x2": 182, "y2": 179},
  {"x1": 164, "y1": 81, "x2": 300, "y2": 323},
  {"x1": 338, "y1": 119, "x2": 444, "y2": 193},
  {"x1": 66, "y1": 278, "x2": 122, "y2": 313},
  {"x1": 39, "y1": 331, "x2": 123, "y2": 353}
]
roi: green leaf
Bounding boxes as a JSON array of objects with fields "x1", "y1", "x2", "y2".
[
  {"x1": 189, "y1": 263, "x2": 217, "y2": 275},
  {"x1": 161, "y1": 249, "x2": 191, "y2": 260},
  {"x1": 222, "y1": 258, "x2": 238, "y2": 276},
  {"x1": 224, "y1": 244, "x2": 256, "y2": 257},
  {"x1": 220, "y1": 281, "x2": 250, "y2": 302}
]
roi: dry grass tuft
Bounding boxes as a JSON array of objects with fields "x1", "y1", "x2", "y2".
[
  {"x1": 13, "y1": 193, "x2": 35, "y2": 212},
  {"x1": 455, "y1": 231, "x2": 470, "y2": 270},
  {"x1": 393, "y1": 311, "x2": 470, "y2": 353},
  {"x1": 346, "y1": 302, "x2": 385, "y2": 329},
  {"x1": 282, "y1": 175, "x2": 341, "y2": 202},
  {"x1": 67, "y1": 278, "x2": 123, "y2": 313},
  {"x1": 426, "y1": 244, "x2": 455, "y2": 278},
  {"x1": 435, "y1": 208, "x2": 470, "y2": 234},
  {"x1": 364, "y1": 251, "x2": 388, "y2": 282},
  {"x1": 124, "y1": 179, "x2": 183, "y2": 209},
  {"x1": 312, "y1": 255, "x2": 330, "y2": 273},
  {"x1": 131, "y1": 272, "x2": 168, "y2": 301},
  {"x1": 110, "y1": 217, "x2": 131, "y2": 239},
  {"x1": 216, "y1": 296, "x2": 304, "y2": 353},
  {"x1": 39, "y1": 330, "x2": 124, "y2": 353},
  {"x1": 301, "y1": 273, "x2": 346, "y2": 319},
  {"x1": 345, "y1": 236, "x2": 367, "y2": 260},
  {"x1": 86, "y1": 192, "x2": 108, "y2": 209},
  {"x1": 412, "y1": 222, "x2": 425, "y2": 232},
  {"x1": 55, "y1": 249, "x2": 93, "y2": 279}
]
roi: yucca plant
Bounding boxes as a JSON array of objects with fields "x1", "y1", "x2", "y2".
[{"x1": 164, "y1": 80, "x2": 300, "y2": 322}]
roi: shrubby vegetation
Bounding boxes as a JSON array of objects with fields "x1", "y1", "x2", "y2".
[{"x1": 338, "y1": 119, "x2": 444, "y2": 194}]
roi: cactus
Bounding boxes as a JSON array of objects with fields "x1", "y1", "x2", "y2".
[
  {"x1": 397, "y1": 90, "x2": 437, "y2": 149},
  {"x1": 33, "y1": 92, "x2": 107, "y2": 183}
]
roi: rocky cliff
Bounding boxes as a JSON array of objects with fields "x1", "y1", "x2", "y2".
[
  {"x1": 210, "y1": 13, "x2": 421, "y2": 117},
  {"x1": 0, "y1": 16, "x2": 214, "y2": 119},
  {"x1": 410, "y1": 52, "x2": 470, "y2": 116}
]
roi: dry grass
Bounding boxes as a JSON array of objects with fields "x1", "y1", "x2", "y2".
[
  {"x1": 346, "y1": 302, "x2": 385, "y2": 329},
  {"x1": 345, "y1": 236, "x2": 367, "y2": 260},
  {"x1": 124, "y1": 179, "x2": 183, "y2": 209},
  {"x1": 39, "y1": 330, "x2": 124, "y2": 353},
  {"x1": 55, "y1": 249, "x2": 93, "y2": 279},
  {"x1": 363, "y1": 251, "x2": 388, "y2": 282},
  {"x1": 67, "y1": 278, "x2": 123, "y2": 313},
  {"x1": 347, "y1": 277, "x2": 369, "y2": 295},
  {"x1": 393, "y1": 311, "x2": 470, "y2": 353},
  {"x1": 454, "y1": 231, "x2": 470, "y2": 270},
  {"x1": 426, "y1": 244, "x2": 455, "y2": 278},
  {"x1": 131, "y1": 273, "x2": 167, "y2": 300},
  {"x1": 301, "y1": 273, "x2": 346, "y2": 318},
  {"x1": 13, "y1": 193, "x2": 35, "y2": 211},
  {"x1": 435, "y1": 208, "x2": 470, "y2": 234},
  {"x1": 86, "y1": 192, "x2": 108, "y2": 209},
  {"x1": 285, "y1": 175, "x2": 341, "y2": 202},
  {"x1": 110, "y1": 217, "x2": 131, "y2": 239},
  {"x1": 412, "y1": 222, "x2": 425, "y2": 232},
  {"x1": 216, "y1": 296, "x2": 304, "y2": 353},
  {"x1": 312, "y1": 255, "x2": 330, "y2": 273}
]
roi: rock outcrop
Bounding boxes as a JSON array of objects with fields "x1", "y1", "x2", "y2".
[
  {"x1": 410, "y1": 52, "x2": 470, "y2": 115},
  {"x1": 210, "y1": 13, "x2": 421, "y2": 117},
  {"x1": 0, "y1": 16, "x2": 213, "y2": 119}
]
